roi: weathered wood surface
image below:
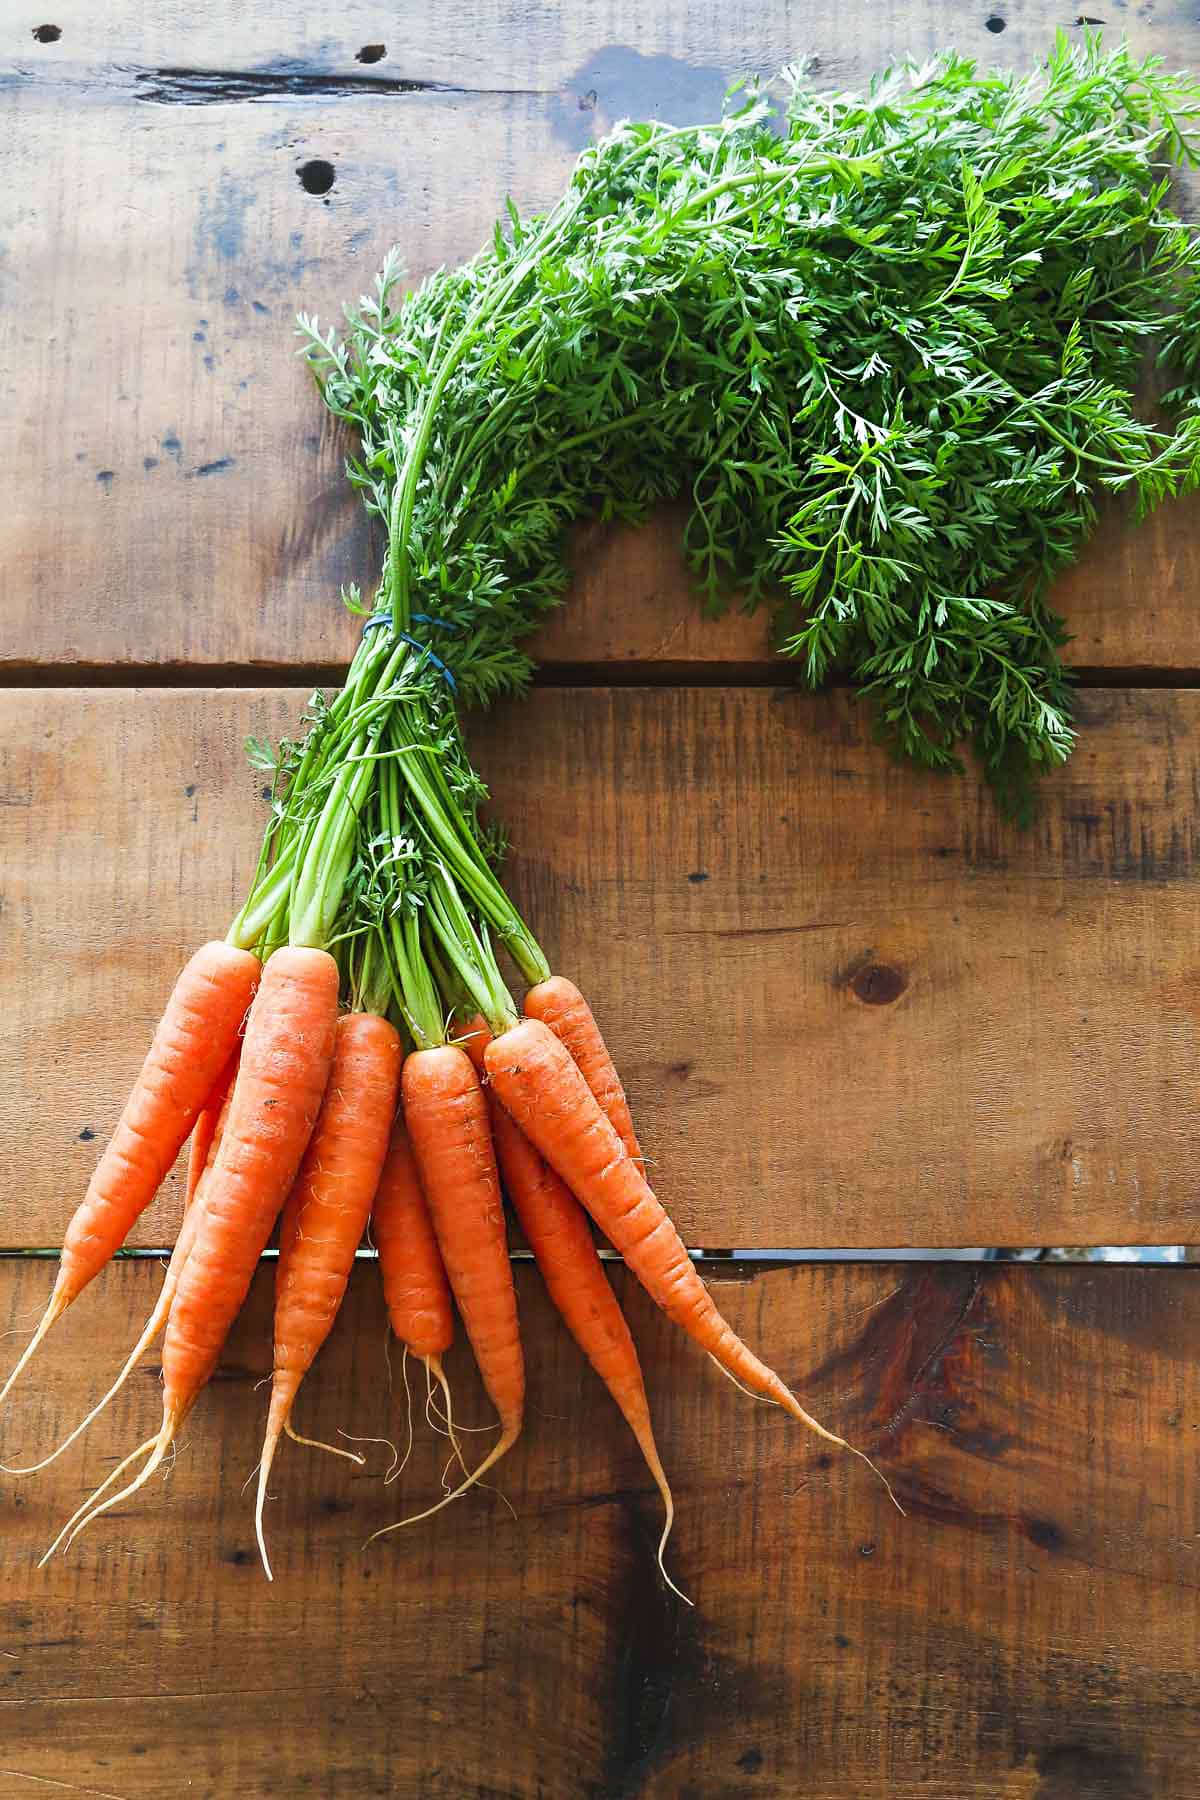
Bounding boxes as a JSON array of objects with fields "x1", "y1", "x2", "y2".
[
  {"x1": 1, "y1": 1258, "x2": 1196, "y2": 1799},
  {"x1": 3, "y1": 684, "x2": 1200, "y2": 1253},
  {"x1": 5, "y1": 2, "x2": 1200, "y2": 675}
]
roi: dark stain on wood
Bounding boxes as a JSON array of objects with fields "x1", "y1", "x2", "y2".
[
  {"x1": 605, "y1": 1528, "x2": 700, "y2": 1795},
  {"x1": 1024, "y1": 1516, "x2": 1065, "y2": 1553},
  {"x1": 1033, "y1": 1742, "x2": 1152, "y2": 1799},
  {"x1": 810, "y1": 1266, "x2": 1012, "y2": 1474}
]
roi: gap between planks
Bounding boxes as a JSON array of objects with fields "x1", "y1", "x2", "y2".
[{"x1": 7, "y1": 663, "x2": 1200, "y2": 690}]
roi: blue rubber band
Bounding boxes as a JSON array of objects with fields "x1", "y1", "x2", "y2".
[
  {"x1": 362, "y1": 611, "x2": 458, "y2": 692},
  {"x1": 398, "y1": 630, "x2": 457, "y2": 694},
  {"x1": 411, "y1": 611, "x2": 463, "y2": 636}
]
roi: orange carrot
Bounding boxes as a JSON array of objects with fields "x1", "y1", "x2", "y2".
[
  {"x1": 524, "y1": 976, "x2": 642, "y2": 1166},
  {"x1": 1, "y1": 941, "x2": 260, "y2": 1408},
  {"x1": 254, "y1": 1010, "x2": 402, "y2": 1578},
  {"x1": 459, "y1": 1016, "x2": 684, "y2": 1596},
  {"x1": 185, "y1": 1047, "x2": 241, "y2": 1209},
  {"x1": 48, "y1": 947, "x2": 340, "y2": 1558},
  {"x1": 486, "y1": 1018, "x2": 896, "y2": 1501},
  {"x1": 4, "y1": 1061, "x2": 241, "y2": 1481},
  {"x1": 372, "y1": 1120, "x2": 454, "y2": 1365},
  {"x1": 368, "y1": 1045, "x2": 523, "y2": 1542},
  {"x1": 370, "y1": 1116, "x2": 463, "y2": 1487}
]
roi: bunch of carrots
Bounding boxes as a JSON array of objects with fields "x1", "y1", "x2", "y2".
[
  {"x1": 0, "y1": 926, "x2": 882, "y2": 1585},
  {"x1": 0, "y1": 587, "x2": 893, "y2": 1583}
]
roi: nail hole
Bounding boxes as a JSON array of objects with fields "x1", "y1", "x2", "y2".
[
  {"x1": 32, "y1": 23, "x2": 61, "y2": 42},
  {"x1": 356, "y1": 43, "x2": 386, "y2": 64},
  {"x1": 298, "y1": 159, "x2": 336, "y2": 196},
  {"x1": 984, "y1": 14, "x2": 1006, "y2": 31},
  {"x1": 845, "y1": 960, "x2": 907, "y2": 1006}
]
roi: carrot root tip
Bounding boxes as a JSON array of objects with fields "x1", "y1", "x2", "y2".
[
  {"x1": 254, "y1": 1429, "x2": 281, "y2": 1583},
  {"x1": 0, "y1": 1286, "x2": 70, "y2": 1409},
  {"x1": 4, "y1": 1276, "x2": 176, "y2": 1477}
]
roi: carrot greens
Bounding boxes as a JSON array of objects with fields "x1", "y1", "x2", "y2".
[{"x1": 301, "y1": 36, "x2": 1200, "y2": 829}]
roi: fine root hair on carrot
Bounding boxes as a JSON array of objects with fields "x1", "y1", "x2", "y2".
[
  {"x1": 706, "y1": 1355, "x2": 905, "y2": 1516},
  {"x1": 364, "y1": 1419, "x2": 520, "y2": 1549},
  {"x1": 254, "y1": 1443, "x2": 279, "y2": 1582},
  {"x1": 436, "y1": 1447, "x2": 517, "y2": 1520},
  {"x1": 338, "y1": 1430, "x2": 399, "y2": 1480},
  {"x1": 284, "y1": 1416, "x2": 366, "y2": 1467},
  {"x1": 38, "y1": 1436, "x2": 158, "y2": 1568},
  {"x1": 384, "y1": 1348, "x2": 414, "y2": 1486}
]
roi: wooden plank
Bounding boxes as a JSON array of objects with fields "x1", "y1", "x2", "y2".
[
  {"x1": 0, "y1": 1258, "x2": 1196, "y2": 1797},
  {"x1": 5, "y1": 5, "x2": 1200, "y2": 676},
  {"x1": 3, "y1": 684, "x2": 1200, "y2": 1252}
]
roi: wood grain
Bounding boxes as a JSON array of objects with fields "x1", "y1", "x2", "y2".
[
  {"x1": 3, "y1": 685, "x2": 1200, "y2": 1252},
  {"x1": 0, "y1": 1257, "x2": 1196, "y2": 1798},
  {"x1": 6, "y1": 2, "x2": 1200, "y2": 675}
]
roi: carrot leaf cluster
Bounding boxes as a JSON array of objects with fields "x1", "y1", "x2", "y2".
[{"x1": 302, "y1": 34, "x2": 1200, "y2": 820}]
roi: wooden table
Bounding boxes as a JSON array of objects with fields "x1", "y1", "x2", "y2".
[{"x1": 3, "y1": 5, "x2": 1200, "y2": 1796}]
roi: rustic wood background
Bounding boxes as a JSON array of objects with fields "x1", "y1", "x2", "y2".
[{"x1": 3, "y1": 3, "x2": 1200, "y2": 1796}]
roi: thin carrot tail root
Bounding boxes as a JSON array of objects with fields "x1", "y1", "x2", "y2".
[
  {"x1": 3, "y1": 1272, "x2": 178, "y2": 1477},
  {"x1": 255, "y1": 1423, "x2": 283, "y2": 1582},
  {"x1": 426, "y1": 1354, "x2": 470, "y2": 1481},
  {"x1": 0, "y1": 1281, "x2": 69, "y2": 1409},
  {"x1": 364, "y1": 1420, "x2": 520, "y2": 1548},
  {"x1": 61, "y1": 1411, "x2": 181, "y2": 1555},
  {"x1": 776, "y1": 1387, "x2": 904, "y2": 1514},
  {"x1": 708, "y1": 1357, "x2": 905, "y2": 1516},
  {"x1": 283, "y1": 1416, "x2": 366, "y2": 1467},
  {"x1": 38, "y1": 1436, "x2": 158, "y2": 1568},
  {"x1": 632, "y1": 1428, "x2": 691, "y2": 1607},
  {"x1": 383, "y1": 1345, "x2": 414, "y2": 1486}
]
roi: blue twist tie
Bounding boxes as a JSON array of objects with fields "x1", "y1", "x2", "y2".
[
  {"x1": 398, "y1": 630, "x2": 457, "y2": 693},
  {"x1": 361, "y1": 612, "x2": 457, "y2": 692},
  {"x1": 411, "y1": 612, "x2": 463, "y2": 636}
]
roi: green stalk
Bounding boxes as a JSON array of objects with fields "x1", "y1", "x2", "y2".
[{"x1": 424, "y1": 864, "x2": 517, "y2": 1035}]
